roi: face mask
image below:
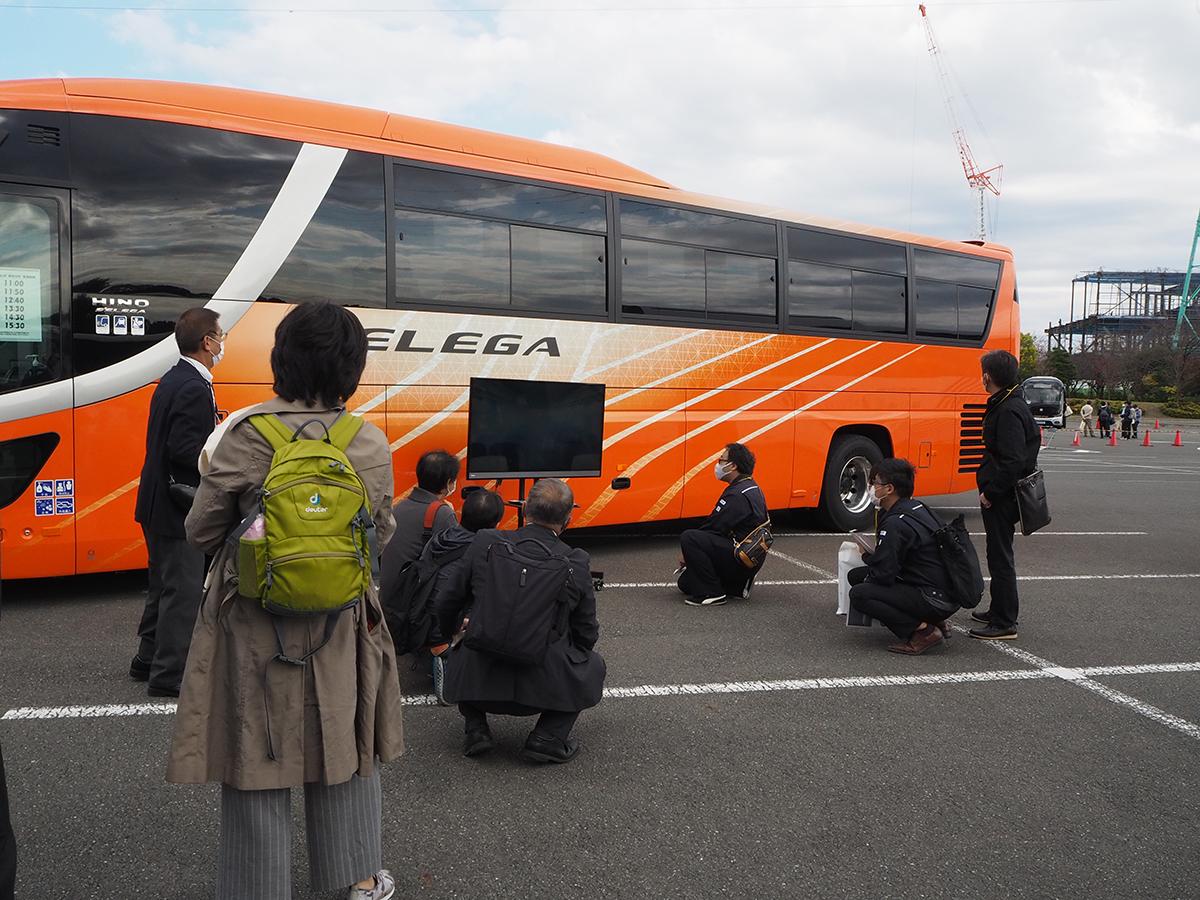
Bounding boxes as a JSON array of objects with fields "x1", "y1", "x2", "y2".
[
  {"x1": 714, "y1": 461, "x2": 731, "y2": 480},
  {"x1": 210, "y1": 338, "x2": 225, "y2": 366},
  {"x1": 868, "y1": 484, "x2": 889, "y2": 509}
]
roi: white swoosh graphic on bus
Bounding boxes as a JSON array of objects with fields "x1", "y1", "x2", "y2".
[
  {"x1": 643, "y1": 346, "x2": 924, "y2": 519},
  {"x1": 580, "y1": 329, "x2": 700, "y2": 381},
  {"x1": 602, "y1": 338, "x2": 834, "y2": 450},
  {"x1": 605, "y1": 333, "x2": 777, "y2": 406},
  {"x1": 574, "y1": 342, "x2": 882, "y2": 526},
  {"x1": 0, "y1": 143, "x2": 346, "y2": 424}
]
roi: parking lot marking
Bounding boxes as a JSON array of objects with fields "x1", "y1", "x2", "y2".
[
  {"x1": 605, "y1": 573, "x2": 1200, "y2": 589},
  {"x1": 956, "y1": 628, "x2": 1200, "y2": 742},
  {"x1": 6, "y1": 660, "x2": 1200, "y2": 721},
  {"x1": 768, "y1": 547, "x2": 836, "y2": 579}
]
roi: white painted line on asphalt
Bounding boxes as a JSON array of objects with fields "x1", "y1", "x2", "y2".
[
  {"x1": 604, "y1": 572, "x2": 1200, "y2": 589},
  {"x1": 587, "y1": 531, "x2": 1148, "y2": 540},
  {"x1": 957, "y1": 629, "x2": 1200, "y2": 742},
  {"x1": 769, "y1": 547, "x2": 835, "y2": 579},
  {"x1": 7, "y1": 660, "x2": 1200, "y2": 721}
]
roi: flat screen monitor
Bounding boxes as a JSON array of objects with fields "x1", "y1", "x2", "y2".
[{"x1": 467, "y1": 377, "x2": 605, "y2": 479}]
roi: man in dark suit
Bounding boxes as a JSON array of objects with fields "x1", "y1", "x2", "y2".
[
  {"x1": 970, "y1": 349, "x2": 1040, "y2": 641},
  {"x1": 436, "y1": 478, "x2": 606, "y2": 764},
  {"x1": 130, "y1": 307, "x2": 221, "y2": 697}
]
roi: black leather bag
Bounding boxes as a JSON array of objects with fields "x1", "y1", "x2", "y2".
[
  {"x1": 1015, "y1": 469, "x2": 1051, "y2": 536},
  {"x1": 167, "y1": 477, "x2": 197, "y2": 511},
  {"x1": 733, "y1": 518, "x2": 773, "y2": 569}
]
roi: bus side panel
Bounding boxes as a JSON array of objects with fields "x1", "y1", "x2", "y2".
[
  {"x1": 793, "y1": 394, "x2": 910, "y2": 505},
  {"x1": 74, "y1": 389, "x2": 151, "y2": 573},
  {"x1": 680, "y1": 389, "x2": 794, "y2": 520},
  {"x1": 908, "y1": 392, "x2": 962, "y2": 496},
  {"x1": 0, "y1": 409, "x2": 76, "y2": 579},
  {"x1": 597, "y1": 387, "x2": 687, "y2": 525}
]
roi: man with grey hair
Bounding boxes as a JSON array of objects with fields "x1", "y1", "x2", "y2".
[{"x1": 436, "y1": 478, "x2": 606, "y2": 764}]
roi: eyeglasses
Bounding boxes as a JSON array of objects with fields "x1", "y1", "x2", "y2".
[
  {"x1": 206, "y1": 330, "x2": 227, "y2": 342},
  {"x1": 870, "y1": 479, "x2": 890, "y2": 488}
]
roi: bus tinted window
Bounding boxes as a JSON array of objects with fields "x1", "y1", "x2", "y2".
[
  {"x1": 0, "y1": 192, "x2": 62, "y2": 394},
  {"x1": 914, "y1": 248, "x2": 999, "y2": 288},
  {"x1": 394, "y1": 164, "x2": 605, "y2": 232},
  {"x1": 788, "y1": 227, "x2": 907, "y2": 276},
  {"x1": 914, "y1": 279, "x2": 958, "y2": 338},
  {"x1": 789, "y1": 261, "x2": 851, "y2": 330},
  {"x1": 705, "y1": 251, "x2": 776, "y2": 323},
  {"x1": 620, "y1": 239, "x2": 706, "y2": 316},
  {"x1": 511, "y1": 226, "x2": 605, "y2": 314},
  {"x1": 851, "y1": 271, "x2": 906, "y2": 333},
  {"x1": 265, "y1": 151, "x2": 386, "y2": 307},
  {"x1": 395, "y1": 211, "x2": 509, "y2": 307},
  {"x1": 957, "y1": 284, "x2": 993, "y2": 339},
  {"x1": 620, "y1": 200, "x2": 776, "y2": 256}
]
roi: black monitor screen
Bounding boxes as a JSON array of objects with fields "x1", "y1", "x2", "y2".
[{"x1": 467, "y1": 377, "x2": 605, "y2": 479}]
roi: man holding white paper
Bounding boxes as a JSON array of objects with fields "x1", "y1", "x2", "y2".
[{"x1": 847, "y1": 459, "x2": 955, "y2": 655}]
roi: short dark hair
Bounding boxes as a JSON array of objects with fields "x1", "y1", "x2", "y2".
[
  {"x1": 525, "y1": 478, "x2": 574, "y2": 528},
  {"x1": 725, "y1": 442, "x2": 756, "y2": 475},
  {"x1": 175, "y1": 307, "x2": 220, "y2": 354},
  {"x1": 416, "y1": 450, "x2": 460, "y2": 493},
  {"x1": 462, "y1": 489, "x2": 505, "y2": 532},
  {"x1": 871, "y1": 458, "x2": 915, "y2": 499},
  {"x1": 271, "y1": 302, "x2": 368, "y2": 408},
  {"x1": 981, "y1": 350, "x2": 1019, "y2": 389}
]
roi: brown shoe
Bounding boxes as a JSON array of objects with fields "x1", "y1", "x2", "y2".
[{"x1": 887, "y1": 624, "x2": 944, "y2": 656}]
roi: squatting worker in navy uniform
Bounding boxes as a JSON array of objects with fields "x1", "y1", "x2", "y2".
[
  {"x1": 848, "y1": 459, "x2": 955, "y2": 655},
  {"x1": 130, "y1": 306, "x2": 221, "y2": 698},
  {"x1": 677, "y1": 442, "x2": 768, "y2": 606},
  {"x1": 167, "y1": 302, "x2": 403, "y2": 900},
  {"x1": 970, "y1": 349, "x2": 1040, "y2": 641},
  {"x1": 436, "y1": 478, "x2": 606, "y2": 764}
]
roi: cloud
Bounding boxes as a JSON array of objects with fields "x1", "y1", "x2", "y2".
[{"x1": 97, "y1": 0, "x2": 1200, "y2": 336}]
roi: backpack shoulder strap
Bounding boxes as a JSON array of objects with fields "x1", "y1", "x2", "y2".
[
  {"x1": 327, "y1": 413, "x2": 364, "y2": 452},
  {"x1": 423, "y1": 500, "x2": 449, "y2": 531},
  {"x1": 246, "y1": 414, "x2": 293, "y2": 452}
]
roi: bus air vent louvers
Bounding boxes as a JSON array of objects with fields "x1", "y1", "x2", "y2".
[
  {"x1": 957, "y1": 403, "x2": 987, "y2": 474},
  {"x1": 26, "y1": 124, "x2": 61, "y2": 147}
]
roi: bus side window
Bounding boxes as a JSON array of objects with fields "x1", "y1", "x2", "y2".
[{"x1": 0, "y1": 190, "x2": 63, "y2": 394}]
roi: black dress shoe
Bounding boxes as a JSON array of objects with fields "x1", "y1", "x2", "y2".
[
  {"x1": 147, "y1": 684, "x2": 180, "y2": 698},
  {"x1": 521, "y1": 732, "x2": 579, "y2": 764},
  {"x1": 463, "y1": 728, "x2": 495, "y2": 758},
  {"x1": 129, "y1": 657, "x2": 151, "y2": 682},
  {"x1": 968, "y1": 623, "x2": 1018, "y2": 641},
  {"x1": 970, "y1": 610, "x2": 1017, "y2": 626}
]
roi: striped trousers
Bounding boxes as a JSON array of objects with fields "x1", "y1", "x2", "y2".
[{"x1": 216, "y1": 770, "x2": 382, "y2": 900}]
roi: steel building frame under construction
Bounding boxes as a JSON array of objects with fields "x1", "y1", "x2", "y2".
[{"x1": 1046, "y1": 270, "x2": 1187, "y2": 353}]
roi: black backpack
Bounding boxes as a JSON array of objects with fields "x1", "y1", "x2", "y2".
[
  {"x1": 384, "y1": 545, "x2": 469, "y2": 656},
  {"x1": 909, "y1": 507, "x2": 985, "y2": 610},
  {"x1": 464, "y1": 536, "x2": 574, "y2": 666}
]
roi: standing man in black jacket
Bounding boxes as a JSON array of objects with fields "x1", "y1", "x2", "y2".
[
  {"x1": 848, "y1": 459, "x2": 955, "y2": 655},
  {"x1": 971, "y1": 349, "x2": 1040, "y2": 641},
  {"x1": 677, "y1": 442, "x2": 768, "y2": 606},
  {"x1": 129, "y1": 307, "x2": 221, "y2": 696}
]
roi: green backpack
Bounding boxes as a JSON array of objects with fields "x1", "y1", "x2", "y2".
[{"x1": 234, "y1": 413, "x2": 377, "y2": 617}]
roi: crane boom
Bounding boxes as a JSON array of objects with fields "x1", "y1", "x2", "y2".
[{"x1": 918, "y1": 3, "x2": 1002, "y2": 240}]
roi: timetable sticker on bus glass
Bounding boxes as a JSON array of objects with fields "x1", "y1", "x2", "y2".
[{"x1": 0, "y1": 267, "x2": 42, "y2": 341}]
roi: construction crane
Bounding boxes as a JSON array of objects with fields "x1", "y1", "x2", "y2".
[
  {"x1": 1172, "y1": 208, "x2": 1200, "y2": 350},
  {"x1": 918, "y1": 4, "x2": 1003, "y2": 241}
]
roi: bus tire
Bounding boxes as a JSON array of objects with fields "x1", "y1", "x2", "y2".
[{"x1": 817, "y1": 434, "x2": 884, "y2": 532}]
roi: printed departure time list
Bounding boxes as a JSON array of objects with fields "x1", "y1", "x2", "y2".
[{"x1": 0, "y1": 267, "x2": 43, "y2": 341}]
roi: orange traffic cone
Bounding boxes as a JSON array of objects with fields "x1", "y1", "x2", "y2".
[
  {"x1": 1142, "y1": 430, "x2": 1152, "y2": 447},
  {"x1": 1039, "y1": 426, "x2": 1046, "y2": 447},
  {"x1": 1072, "y1": 431, "x2": 1081, "y2": 447},
  {"x1": 1109, "y1": 429, "x2": 1118, "y2": 447},
  {"x1": 1173, "y1": 430, "x2": 1183, "y2": 447},
  {"x1": 1154, "y1": 418, "x2": 1161, "y2": 430}
]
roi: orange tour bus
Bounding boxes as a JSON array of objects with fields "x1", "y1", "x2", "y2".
[{"x1": 0, "y1": 79, "x2": 1016, "y2": 580}]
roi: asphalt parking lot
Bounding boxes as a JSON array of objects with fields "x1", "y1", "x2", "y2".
[{"x1": 2, "y1": 433, "x2": 1199, "y2": 899}]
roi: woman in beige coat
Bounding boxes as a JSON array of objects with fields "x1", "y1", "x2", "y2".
[{"x1": 167, "y1": 302, "x2": 404, "y2": 900}]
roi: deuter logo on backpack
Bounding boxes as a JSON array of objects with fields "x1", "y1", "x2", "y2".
[{"x1": 306, "y1": 491, "x2": 329, "y2": 514}]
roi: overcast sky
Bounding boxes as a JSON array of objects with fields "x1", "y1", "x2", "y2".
[{"x1": 6, "y1": 0, "x2": 1200, "y2": 341}]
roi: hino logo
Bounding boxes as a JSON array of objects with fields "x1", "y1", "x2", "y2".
[
  {"x1": 365, "y1": 328, "x2": 560, "y2": 357},
  {"x1": 90, "y1": 295, "x2": 151, "y2": 313}
]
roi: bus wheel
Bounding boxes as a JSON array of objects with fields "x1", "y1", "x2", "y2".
[{"x1": 818, "y1": 434, "x2": 884, "y2": 532}]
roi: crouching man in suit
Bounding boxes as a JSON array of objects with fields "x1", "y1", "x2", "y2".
[{"x1": 436, "y1": 478, "x2": 606, "y2": 764}]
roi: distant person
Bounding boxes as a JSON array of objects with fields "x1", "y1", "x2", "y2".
[
  {"x1": 130, "y1": 306, "x2": 221, "y2": 698},
  {"x1": 1098, "y1": 402, "x2": 1113, "y2": 439},
  {"x1": 167, "y1": 302, "x2": 403, "y2": 900},
  {"x1": 847, "y1": 459, "x2": 954, "y2": 655},
  {"x1": 1079, "y1": 402, "x2": 1095, "y2": 438},
  {"x1": 1120, "y1": 401, "x2": 1133, "y2": 439},
  {"x1": 382, "y1": 449, "x2": 462, "y2": 693},
  {"x1": 1133, "y1": 404, "x2": 1143, "y2": 438},
  {"x1": 436, "y1": 478, "x2": 606, "y2": 764},
  {"x1": 677, "y1": 442, "x2": 768, "y2": 606},
  {"x1": 970, "y1": 350, "x2": 1040, "y2": 641}
]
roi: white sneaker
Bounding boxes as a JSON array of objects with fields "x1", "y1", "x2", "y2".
[
  {"x1": 684, "y1": 594, "x2": 727, "y2": 606},
  {"x1": 348, "y1": 869, "x2": 395, "y2": 900}
]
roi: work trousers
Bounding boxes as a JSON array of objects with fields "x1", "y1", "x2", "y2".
[
  {"x1": 136, "y1": 526, "x2": 205, "y2": 692},
  {"x1": 460, "y1": 702, "x2": 579, "y2": 743},
  {"x1": 981, "y1": 494, "x2": 1020, "y2": 629},
  {"x1": 1079, "y1": 418, "x2": 1095, "y2": 437},
  {"x1": 0, "y1": 743, "x2": 14, "y2": 900},
  {"x1": 217, "y1": 770, "x2": 382, "y2": 900},
  {"x1": 847, "y1": 567, "x2": 946, "y2": 640},
  {"x1": 678, "y1": 529, "x2": 749, "y2": 599}
]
